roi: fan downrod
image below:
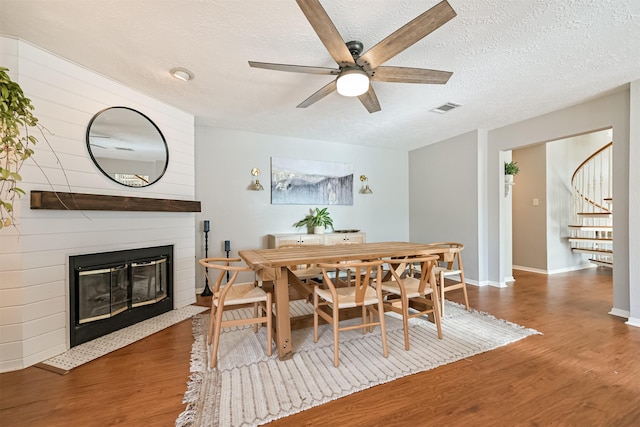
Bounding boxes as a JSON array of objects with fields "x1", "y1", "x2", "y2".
[{"x1": 346, "y1": 40, "x2": 364, "y2": 58}]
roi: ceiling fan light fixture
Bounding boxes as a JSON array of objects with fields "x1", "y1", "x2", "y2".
[
  {"x1": 336, "y1": 69, "x2": 369, "y2": 97},
  {"x1": 170, "y1": 67, "x2": 194, "y2": 82}
]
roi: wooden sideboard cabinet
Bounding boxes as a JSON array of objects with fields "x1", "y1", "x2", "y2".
[{"x1": 268, "y1": 232, "x2": 366, "y2": 248}]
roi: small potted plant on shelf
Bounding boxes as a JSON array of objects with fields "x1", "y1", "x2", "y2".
[
  {"x1": 294, "y1": 207, "x2": 334, "y2": 234},
  {"x1": 504, "y1": 161, "x2": 519, "y2": 184}
]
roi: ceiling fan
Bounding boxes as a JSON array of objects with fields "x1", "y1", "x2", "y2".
[{"x1": 249, "y1": 0, "x2": 456, "y2": 113}]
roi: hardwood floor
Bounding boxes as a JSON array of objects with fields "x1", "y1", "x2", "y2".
[{"x1": 1, "y1": 268, "x2": 638, "y2": 426}]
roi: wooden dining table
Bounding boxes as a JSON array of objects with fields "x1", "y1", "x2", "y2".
[{"x1": 239, "y1": 241, "x2": 456, "y2": 360}]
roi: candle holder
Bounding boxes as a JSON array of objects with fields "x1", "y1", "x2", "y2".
[
  {"x1": 201, "y1": 220, "x2": 213, "y2": 296},
  {"x1": 224, "y1": 240, "x2": 231, "y2": 282}
]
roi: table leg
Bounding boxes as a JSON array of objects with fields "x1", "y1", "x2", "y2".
[{"x1": 274, "y1": 266, "x2": 293, "y2": 360}]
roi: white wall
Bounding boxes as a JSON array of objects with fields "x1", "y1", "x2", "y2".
[
  {"x1": 408, "y1": 130, "x2": 482, "y2": 284},
  {"x1": 193, "y1": 127, "x2": 409, "y2": 288},
  {"x1": 627, "y1": 80, "x2": 640, "y2": 327},
  {"x1": 0, "y1": 38, "x2": 197, "y2": 372}
]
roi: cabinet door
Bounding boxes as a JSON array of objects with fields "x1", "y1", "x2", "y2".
[
  {"x1": 299, "y1": 234, "x2": 323, "y2": 245},
  {"x1": 345, "y1": 233, "x2": 365, "y2": 244},
  {"x1": 276, "y1": 236, "x2": 302, "y2": 247},
  {"x1": 324, "y1": 234, "x2": 345, "y2": 245},
  {"x1": 325, "y1": 233, "x2": 366, "y2": 245}
]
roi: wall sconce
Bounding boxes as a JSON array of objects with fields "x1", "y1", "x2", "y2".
[
  {"x1": 250, "y1": 168, "x2": 264, "y2": 191},
  {"x1": 359, "y1": 175, "x2": 373, "y2": 194}
]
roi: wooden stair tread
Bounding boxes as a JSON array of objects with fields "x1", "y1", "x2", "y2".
[
  {"x1": 576, "y1": 212, "x2": 612, "y2": 217},
  {"x1": 568, "y1": 225, "x2": 612, "y2": 229},
  {"x1": 589, "y1": 259, "x2": 613, "y2": 268},
  {"x1": 568, "y1": 237, "x2": 613, "y2": 243},
  {"x1": 572, "y1": 248, "x2": 613, "y2": 255}
]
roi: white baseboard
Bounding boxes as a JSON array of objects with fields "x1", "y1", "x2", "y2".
[
  {"x1": 464, "y1": 278, "x2": 489, "y2": 287},
  {"x1": 512, "y1": 263, "x2": 597, "y2": 275},
  {"x1": 609, "y1": 307, "x2": 630, "y2": 319},
  {"x1": 487, "y1": 280, "x2": 509, "y2": 288},
  {"x1": 512, "y1": 265, "x2": 547, "y2": 274},
  {"x1": 625, "y1": 317, "x2": 640, "y2": 328}
]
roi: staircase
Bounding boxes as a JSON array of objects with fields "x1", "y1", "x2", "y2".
[{"x1": 568, "y1": 142, "x2": 613, "y2": 268}]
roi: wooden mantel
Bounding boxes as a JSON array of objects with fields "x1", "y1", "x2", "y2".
[{"x1": 30, "y1": 191, "x2": 201, "y2": 212}]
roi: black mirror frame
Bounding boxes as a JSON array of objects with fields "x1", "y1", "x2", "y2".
[{"x1": 86, "y1": 106, "x2": 169, "y2": 188}]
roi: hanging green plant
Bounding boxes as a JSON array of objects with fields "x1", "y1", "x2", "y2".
[{"x1": 0, "y1": 67, "x2": 39, "y2": 229}]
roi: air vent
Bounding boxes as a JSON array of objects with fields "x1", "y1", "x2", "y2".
[{"x1": 431, "y1": 102, "x2": 462, "y2": 114}]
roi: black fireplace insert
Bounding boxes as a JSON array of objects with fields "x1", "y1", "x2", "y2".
[{"x1": 69, "y1": 245, "x2": 173, "y2": 347}]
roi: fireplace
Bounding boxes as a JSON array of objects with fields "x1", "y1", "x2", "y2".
[{"x1": 69, "y1": 245, "x2": 173, "y2": 347}]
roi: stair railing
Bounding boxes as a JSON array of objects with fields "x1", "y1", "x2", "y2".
[{"x1": 571, "y1": 142, "x2": 612, "y2": 224}]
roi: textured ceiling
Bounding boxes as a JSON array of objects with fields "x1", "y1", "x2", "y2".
[{"x1": 1, "y1": 0, "x2": 639, "y2": 151}]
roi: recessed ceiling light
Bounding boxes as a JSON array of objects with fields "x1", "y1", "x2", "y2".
[
  {"x1": 431, "y1": 102, "x2": 461, "y2": 114},
  {"x1": 170, "y1": 67, "x2": 194, "y2": 82}
]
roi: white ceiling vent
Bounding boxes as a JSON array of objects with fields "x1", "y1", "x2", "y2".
[{"x1": 431, "y1": 102, "x2": 462, "y2": 114}]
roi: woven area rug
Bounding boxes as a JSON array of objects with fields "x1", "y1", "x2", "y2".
[
  {"x1": 176, "y1": 301, "x2": 541, "y2": 426},
  {"x1": 38, "y1": 305, "x2": 208, "y2": 373}
]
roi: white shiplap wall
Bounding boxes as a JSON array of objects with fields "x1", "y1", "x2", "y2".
[{"x1": 0, "y1": 37, "x2": 197, "y2": 372}]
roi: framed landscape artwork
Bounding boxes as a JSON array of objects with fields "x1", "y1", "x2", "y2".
[{"x1": 271, "y1": 157, "x2": 353, "y2": 205}]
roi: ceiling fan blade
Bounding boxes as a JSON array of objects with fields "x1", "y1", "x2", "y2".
[
  {"x1": 358, "y1": 86, "x2": 381, "y2": 113},
  {"x1": 296, "y1": 0, "x2": 355, "y2": 66},
  {"x1": 372, "y1": 66, "x2": 452, "y2": 84},
  {"x1": 248, "y1": 61, "x2": 339, "y2": 75},
  {"x1": 357, "y1": 0, "x2": 456, "y2": 69},
  {"x1": 297, "y1": 79, "x2": 338, "y2": 108}
]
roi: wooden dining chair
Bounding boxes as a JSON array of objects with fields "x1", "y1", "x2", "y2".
[
  {"x1": 199, "y1": 257, "x2": 272, "y2": 368},
  {"x1": 428, "y1": 242, "x2": 469, "y2": 315},
  {"x1": 381, "y1": 255, "x2": 443, "y2": 350},
  {"x1": 314, "y1": 259, "x2": 388, "y2": 367}
]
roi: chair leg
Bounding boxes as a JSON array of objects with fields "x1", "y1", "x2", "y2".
[
  {"x1": 460, "y1": 271, "x2": 470, "y2": 311},
  {"x1": 457, "y1": 253, "x2": 470, "y2": 311},
  {"x1": 253, "y1": 302, "x2": 259, "y2": 333},
  {"x1": 431, "y1": 290, "x2": 443, "y2": 340},
  {"x1": 369, "y1": 310, "x2": 374, "y2": 333},
  {"x1": 401, "y1": 294, "x2": 410, "y2": 350},
  {"x1": 210, "y1": 306, "x2": 225, "y2": 369},
  {"x1": 266, "y1": 293, "x2": 273, "y2": 356},
  {"x1": 361, "y1": 305, "x2": 367, "y2": 335},
  {"x1": 333, "y1": 305, "x2": 340, "y2": 367},
  {"x1": 313, "y1": 288, "x2": 319, "y2": 343},
  {"x1": 377, "y1": 299, "x2": 389, "y2": 358},
  {"x1": 207, "y1": 302, "x2": 217, "y2": 346},
  {"x1": 439, "y1": 270, "x2": 446, "y2": 316}
]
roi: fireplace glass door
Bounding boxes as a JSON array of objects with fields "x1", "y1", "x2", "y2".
[
  {"x1": 78, "y1": 264, "x2": 129, "y2": 323},
  {"x1": 131, "y1": 258, "x2": 167, "y2": 307}
]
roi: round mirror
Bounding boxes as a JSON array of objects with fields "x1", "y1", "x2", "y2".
[{"x1": 86, "y1": 107, "x2": 168, "y2": 187}]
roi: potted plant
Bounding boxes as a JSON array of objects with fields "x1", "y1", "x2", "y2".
[
  {"x1": 505, "y1": 161, "x2": 519, "y2": 175},
  {"x1": 504, "y1": 161, "x2": 519, "y2": 184},
  {"x1": 1, "y1": 67, "x2": 39, "y2": 229},
  {"x1": 293, "y1": 207, "x2": 334, "y2": 234}
]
